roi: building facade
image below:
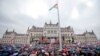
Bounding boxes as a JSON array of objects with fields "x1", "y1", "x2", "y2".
[
  {"x1": 27, "y1": 22, "x2": 97, "y2": 44},
  {"x1": 74, "y1": 30, "x2": 97, "y2": 44},
  {"x1": 0, "y1": 22, "x2": 98, "y2": 45},
  {"x1": 27, "y1": 22, "x2": 74, "y2": 44},
  {"x1": 0, "y1": 30, "x2": 29, "y2": 45}
]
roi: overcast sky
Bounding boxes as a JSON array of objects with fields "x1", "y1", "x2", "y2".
[{"x1": 0, "y1": 0, "x2": 100, "y2": 39}]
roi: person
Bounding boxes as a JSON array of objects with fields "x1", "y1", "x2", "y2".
[
  {"x1": 70, "y1": 47, "x2": 75, "y2": 56},
  {"x1": 30, "y1": 53, "x2": 35, "y2": 56},
  {"x1": 96, "y1": 46, "x2": 100, "y2": 56},
  {"x1": 30, "y1": 50, "x2": 37, "y2": 56},
  {"x1": 75, "y1": 47, "x2": 81, "y2": 56},
  {"x1": 48, "y1": 51, "x2": 51, "y2": 56},
  {"x1": 62, "y1": 48, "x2": 68, "y2": 56},
  {"x1": 45, "y1": 52, "x2": 49, "y2": 56},
  {"x1": 37, "y1": 49, "x2": 46, "y2": 56},
  {"x1": 62, "y1": 52, "x2": 66, "y2": 56}
]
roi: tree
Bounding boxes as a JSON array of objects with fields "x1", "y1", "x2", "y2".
[
  {"x1": 72, "y1": 36, "x2": 74, "y2": 43},
  {"x1": 68, "y1": 40, "x2": 71, "y2": 44},
  {"x1": 30, "y1": 36, "x2": 35, "y2": 43},
  {"x1": 62, "y1": 36, "x2": 65, "y2": 41}
]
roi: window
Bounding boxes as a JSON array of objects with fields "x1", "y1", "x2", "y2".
[
  {"x1": 54, "y1": 30, "x2": 57, "y2": 34},
  {"x1": 51, "y1": 30, "x2": 53, "y2": 33},
  {"x1": 48, "y1": 30, "x2": 50, "y2": 34}
]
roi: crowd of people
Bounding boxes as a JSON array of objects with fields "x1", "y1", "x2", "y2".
[
  {"x1": 29, "y1": 45, "x2": 100, "y2": 56},
  {"x1": 0, "y1": 44, "x2": 100, "y2": 56}
]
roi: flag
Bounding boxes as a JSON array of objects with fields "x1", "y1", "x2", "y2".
[{"x1": 49, "y1": 3, "x2": 58, "y2": 10}]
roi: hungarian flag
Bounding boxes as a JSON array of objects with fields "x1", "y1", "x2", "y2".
[{"x1": 49, "y1": 3, "x2": 58, "y2": 10}]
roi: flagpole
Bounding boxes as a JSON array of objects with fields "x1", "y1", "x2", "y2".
[
  {"x1": 49, "y1": 0, "x2": 62, "y2": 51},
  {"x1": 57, "y1": 0, "x2": 62, "y2": 51}
]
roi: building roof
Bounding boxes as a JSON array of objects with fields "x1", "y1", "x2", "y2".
[
  {"x1": 61, "y1": 26, "x2": 73, "y2": 32},
  {"x1": 44, "y1": 22, "x2": 58, "y2": 26},
  {"x1": 75, "y1": 31, "x2": 95, "y2": 36},
  {"x1": 5, "y1": 31, "x2": 16, "y2": 35},
  {"x1": 75, "y1": 34, "x2": 85, "y2": 36},
  {"x1": 4, "y1": 30, "x2": 28, "y2": 36},
  {"x1": 16, "y1": 34, "x2": 28, "y2": 36},
  {"x1": 29, "y1": 27, "x2": 43, "y2": 32}
]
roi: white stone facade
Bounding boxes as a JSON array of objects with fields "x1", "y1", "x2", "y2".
[
  {"x1": 0, "y1": 30, "x2": 29, "y2": 45},
  {"x1": 28, "y1": 22, "x2": 74, "y2": 44},
  {"x1": 74, "y1": 31, "x2": 97, "y2": 44},
  {"x1": 0, "y1": 22, "x2": 98, "y2": 45},
  {"x1": 27, "y1": 22, "x2": 97, "y2": 44}
]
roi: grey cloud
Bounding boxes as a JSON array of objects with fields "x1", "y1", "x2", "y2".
[{"x1": 0, "y1": 0, "x2": 100, "y2": 39}]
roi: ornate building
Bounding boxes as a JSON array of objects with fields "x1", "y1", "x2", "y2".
[
  {"x1": 0, "y1": 30, "x2": 29, "y2": 45},
  {"x1": 27, "y1": 22, "x2": 74, "y2": 44},
  {"x1": 74, "y1": 30, "x2": 97, "y2": 44},
  {"x1": 0, "y1": 22, "x2": 97, "y2": 45},
  {"x1": 27, "y1": 22, "x2": 97, "y2": 44}
]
